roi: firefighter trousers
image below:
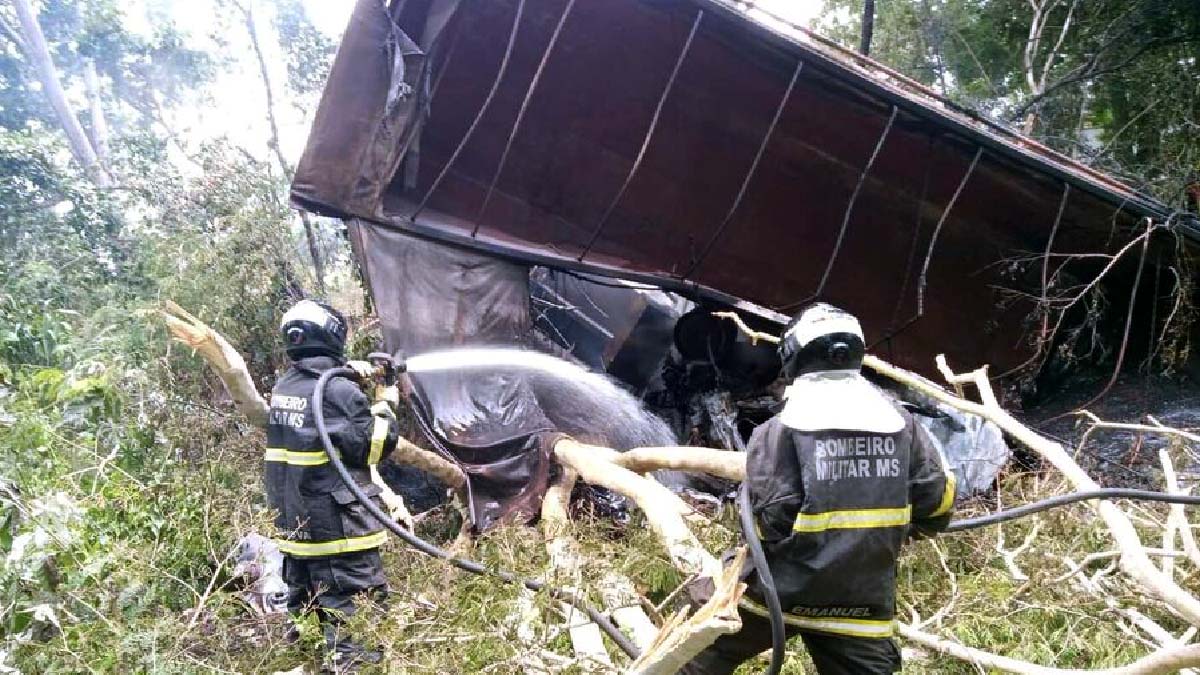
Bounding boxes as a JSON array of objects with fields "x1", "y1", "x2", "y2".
[
  {"x1": 283, "y1": 549, "x2": 389, "y2": 660},
  {"x1": 679, "y1": 606, "x2": 901, "y2": 675}
]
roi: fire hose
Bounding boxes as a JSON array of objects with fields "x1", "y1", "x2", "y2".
[{"x1": 315, "y1": 360, "x2": 1200, "y2": 673}]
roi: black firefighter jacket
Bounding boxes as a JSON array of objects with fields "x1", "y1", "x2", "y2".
[
  {"x1": 265, "y1": 356, "x2": 400, "y2": 558},
  {"x1": 744, "y1": 382, "x2": 955, "y2": 639}
]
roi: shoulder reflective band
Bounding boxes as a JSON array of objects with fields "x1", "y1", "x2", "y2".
[
  {"x1": 265, "y1": 448, "x2": 330, "y2": 466},
  {"x1": 793, "y1": 505, "x2": 911, "y2": 533},
  {"x1": 741, "y1": 599, "x2": 895, "y2": 638},
  {"x1": 931, "y1": 472, "x2": 957, "y2": 518},
  {"x1": 276, "y1": 531, "x2": 388, "y2": 557},
  {"x1": 370, "y1": 401, "x2": 394, "y2": 417},
  {"x1": 368, "y1": 415, "x2": 389, "y2": 465}
]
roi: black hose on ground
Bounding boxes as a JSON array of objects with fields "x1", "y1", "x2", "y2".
[
  {"x1": 737, "y1": 482, "x2": 785, "y2": 675},
  {"x1": 312, "y1": 367, "x2": 641, "y2": 660},
  {"x1": 946, "y1": 488, "x2": 1200, "y2": 532}
]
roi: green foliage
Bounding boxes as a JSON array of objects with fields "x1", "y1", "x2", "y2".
[
  {"x1": 0, "y1": 357, "x2": 273, "y2": 673},
  {"x1": 0, "y1": 0, "x2": 215, "y2": 133},
  {"x1": 270, "y1": 0, "x2": 336, "y2": 105},
  {"x1": 0, "y1": 1, "x2": 359, "y2": 671},
  {"x1": 819, "y1": 0, "x2": 1200, "y2": 195}
]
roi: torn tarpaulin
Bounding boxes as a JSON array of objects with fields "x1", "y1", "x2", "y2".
[
  {"x1": 351, "y1": 220, "x2": 555, "y2": 531},
  {"x1": 913, "y1": 403, "x2": 1011, "y2": 499},
  {"x1": 350, "y1": 221, "x2": 683, "y2": 529}
]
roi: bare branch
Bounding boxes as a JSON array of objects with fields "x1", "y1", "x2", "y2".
[
  {"x1": 899, "y1": 622, "x2": 1200, "y2": 674},
  {"x1": 871, "y1": 353, "x2": 1200, "y2": 626}
]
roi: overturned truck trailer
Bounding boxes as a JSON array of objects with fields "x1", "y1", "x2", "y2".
[{"x1": 292, "y1": 0, "x2": 1199, "y2": 527}]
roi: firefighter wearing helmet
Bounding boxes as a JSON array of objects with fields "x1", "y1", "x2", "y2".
[
  {"x1": 267, "y1": 300, "x2": 401, "y2": 672},
  {"x1": 684, "y1": 303, "x2": 957, "y2": 675}
]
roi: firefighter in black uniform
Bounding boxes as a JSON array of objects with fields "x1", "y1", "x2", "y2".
[
  {"x1": 683, "y1": 303, "x2": 956, "y2": 675},
  {"x1": 267, "y1": 300, "x2": 401, "y2": 671}
]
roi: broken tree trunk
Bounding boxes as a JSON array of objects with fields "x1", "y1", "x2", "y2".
[
  {"x1": 162, "y1": 301, "x2": 269, "y2": 426},
  {"x1": 628, "y1": 549, "x2": 747, "y2": 675}
]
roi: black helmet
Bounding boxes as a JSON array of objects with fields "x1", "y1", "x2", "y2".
[
  {"x1": 280, "y1": 300, "x2": 347, "y2": 361},
  {"x1": 778, "y1": 303, "x2": 865, "y2": 379}
]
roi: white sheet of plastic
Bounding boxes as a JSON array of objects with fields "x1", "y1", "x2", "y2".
[{"x1": 915, "y1": 403, "x2": 1011, "y2": 497}]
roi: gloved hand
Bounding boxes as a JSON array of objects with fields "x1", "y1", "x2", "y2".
[
  {"x1": 378, "y1": 384, "x2": 402, "y2": 408},
  {"x1": 346, "y1": 360, "x2": 375, "y2": 381}
]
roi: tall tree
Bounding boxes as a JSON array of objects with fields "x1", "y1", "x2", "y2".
[
  {"x1": 11, "y1": 0, "x2": 109, "y2": 186},
  {"x1": 817, "y1": 0, "x2": 1200, "y2": 195},
  {"x1": 229, "y1": 0, "x2": 326, "y2": 294},
  {"x1": 860, "y1": 0, "x2": 875, "y2": 55}
]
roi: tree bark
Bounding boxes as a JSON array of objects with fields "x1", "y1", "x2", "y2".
[
  {"x1": 82, "y1": 59, "x2": 109, "y2": 170},
  {"x1": 13, "y1": 0, "x2": 110, "y2": 187},
  {"x1": 162, "y1": 301, "x2": 269, "y2": 426},
  {"x1": 860, "y1": 0, "x2": 876, "y2": 56},
  {"x1": 554, "y1": 438, "x2": 720, "y2": 578},
  {"x1": 615, "y1": 446, "x2": 746, "y2": 482},
  {"x1": 629, "y1": 549, "x2": 746, "y2": 674}
]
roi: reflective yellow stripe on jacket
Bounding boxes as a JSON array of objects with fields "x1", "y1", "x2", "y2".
[
  {"x1": 264, "y1": 448, "x2": 330, "y2": 466},
  {"x1": 276, "y1": 531, "x2": 387, "y2": 557},
  {"x1": 741, "y1": 599, "x2": 896, "y2": 638},
  {"x1": 367, "y1": 401, "x2": 394, "y2": 465},
  {"x1": 368, "y1": 417, "x2": 389, "y2": 465},
  {"x1": 792, "y1": 505, "x2": 911, "y2": 533},
  {"x1": 931, "y1": 471, "x2": 957, "y2": 518}
]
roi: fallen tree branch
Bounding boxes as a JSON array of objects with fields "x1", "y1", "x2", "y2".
[
  {"x1": 864, "y1": 354, "x2": 1200, "y2": 626},
  {"x1": 554, "y1": 439, "x2": 720, "y2": 578},
  {"x1": 162, "y1": 301, "x2": 269, "y2": 426},
  {"x1": 391, "y1": 436, "x2": 467, "y2": 491},
  {"x1": 615, "y1": 447, "x2": 747, "y2": 482},
  {"x1": 997, "y1": 517, "x2": 1041, "y2": 583},
  {"x1": 540, "y1": 467, "x2": 622, "y2": 665},
  {"x1": 628, "y1": 549, "x2": 746, "y2": 675},
  {"x1": 1053, "y1": 549, "x2": 1190, "y2": 583},
  {"x1": 553, "y1": 438, "x2": 744, "y2": 672},
  {"x1": 714, "y1": 311, "x2": 1200, "y2": 625},
  {"x1": 161, "y1": 301, "x2": 463, "y2": 540},
  {"x1": 1159, "y1": 448, "x2": 1200, "y2": 571},
  {"x1": 1077, "y1": 411, "x2": 1200, "y2": 446},
  {"x1": 898, "y1": 623, "x2": 1200, "y2": 674}
]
